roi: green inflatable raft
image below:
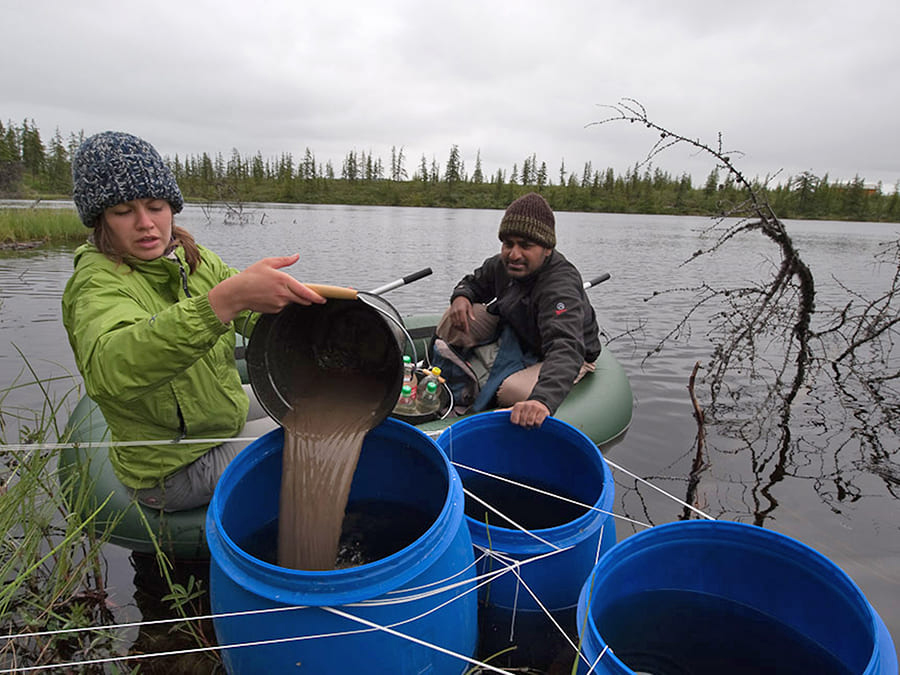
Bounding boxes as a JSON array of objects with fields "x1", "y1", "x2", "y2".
[
  {"x1": 58, "y1": 314, "x2": 633, "y2": 559},
  {"x1": 401, "y1": 313, "x2": 633, "y2": 445}
]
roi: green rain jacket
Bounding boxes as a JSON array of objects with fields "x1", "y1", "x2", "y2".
[{"x1": 62, "y1": 243, "x2": 251, "y2": 489}]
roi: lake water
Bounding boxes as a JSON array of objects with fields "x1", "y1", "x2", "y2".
[{"x1": 1, "y1": 202, "x2": 898, "y2": 668}]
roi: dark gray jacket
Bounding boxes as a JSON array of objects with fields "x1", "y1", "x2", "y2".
[{"x1": 451, "y1": 250, "x2": 601, "y2": 413}]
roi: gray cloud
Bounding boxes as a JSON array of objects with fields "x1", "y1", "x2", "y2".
[{"x1": 4, "y1": 0, "x2": 899, "y2": 189}]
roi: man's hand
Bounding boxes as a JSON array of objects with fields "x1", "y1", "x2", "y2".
[
  {"x1": 508, "y1": 400, "x2": 551, "y2": 428},
  {"x1": 448, "y1": 295, "x2": 475, "y2": 334}
]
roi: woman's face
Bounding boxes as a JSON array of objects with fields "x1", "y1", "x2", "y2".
[{"x1": 101, "y1": 198, "x2": 173, "y2": 261}]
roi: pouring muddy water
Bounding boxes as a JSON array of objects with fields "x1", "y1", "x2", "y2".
[{"x1": 245, "y1": 269, "x2": 431, "y2": 570}]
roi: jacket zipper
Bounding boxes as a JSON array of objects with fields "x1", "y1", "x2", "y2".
[
  {"x1": 174, "y1": 254, "x2": 190, "y2": 440},
  {"x1": 176, "y1": 257, "x2": 192, "y2": 298}
]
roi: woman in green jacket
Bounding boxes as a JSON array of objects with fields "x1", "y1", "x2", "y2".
[{"x1": 62, "y1": 131, "x2": 325, "y2": 511}]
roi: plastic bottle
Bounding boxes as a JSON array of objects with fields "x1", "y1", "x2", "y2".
[
  {"x1": 416, "y1": 380, "x2": 441, "y2": 415},
  {"x1": 393, "y1": 384, "x2": 417, "y2": 416},
  {"x1": 419, "y1": 366, "x2": 442, "y2": 395},
  {"x1": 401, "y1": 355, "x2": 418, "y2": 402}
]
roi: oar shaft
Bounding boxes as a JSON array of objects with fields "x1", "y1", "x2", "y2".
[
  {"x1": 486, "y1": 271, "x2": 610, "y2": 308},
  {"x1": 369, "y1": 267, "x2": 433, "y2": 295},
  {"x1": 584, "y1": 272, "x2": 611, "y2": 289}
]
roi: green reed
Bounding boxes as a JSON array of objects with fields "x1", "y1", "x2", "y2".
[
  {"x1": 0, "y1": 207, "x2": 85, "y2": 243},
  {"x1": 0, "y1": 357, "x2": 127, "y2": 671},
  {"x1": 1, "y1": 354, "x2": 218, "y2": 673}
]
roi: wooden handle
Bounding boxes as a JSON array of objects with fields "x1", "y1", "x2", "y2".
[{"x1": 304, "y1": 283, "x2": 359, "y2": 300}]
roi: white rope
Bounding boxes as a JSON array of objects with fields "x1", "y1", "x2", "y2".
[
  {"x1": 474, "y1": 543, "x2": 572, "y2": 569},
  {"x1": 585, "y1": 645, "x2": 610, "y2": 674},
  {"x1": 504, "y1": 553, "x2": 590, "y2": 670},
  {"x1": 3, "y1": 425, "x2": 716, "y2": 674},
  {"x1": 383, "y1": 549, "x2": 482, "y2": 596},
  {"x1": 349, "y1": 564, "x2": 488, "y2": 608},
  {"x1": 465, "y1": 542, "x2": 599, "y2": 672},
  {"x1": 0, "y1": 548, "x2": 524, "y2": 644},
  {"x1": 356, "y1": 546, "x2": 566, "y2": 610},
  {"x1": 594, "y1": 523, "x2": 605, "y2": 564},
  {"x1": 323, "y1": 606, "x2": 510, "y2": 675},
  {"x1": 463, "y1": 486, "x2": 560, "y2": 550},
  {"x1": 0, "y1": 603, "x2": 307, "y2": 642},
  {"x1": 452, "y1": 460, "x2": 652, "y2": 529},
  {"x1": 1, "y1": 517, "x2": 624, "y2": 673},
  {"x1": 2, "y1": 543, "x2": 549, "y2": 647},
  {"x1": 5, "y1": 437, "x2": 713, "y2": 524},
  {"x1": 0, "y1": 640, "x2": 213, "y2": 674},
  {"x1": 0, "y1": 436, "x2": 261, "y2": 452},
  {"x1": 508, "y1": 570, "x2": 520, "y2": 642},
  {"x1": 0, "y1": 559, "x2": 515, "y2": 675},
  {"x1": 604, "y1": 456, "x2": 716, "y2": 521}
]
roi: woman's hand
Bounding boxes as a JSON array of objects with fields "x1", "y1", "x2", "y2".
[{"x1": 208, "y1": 254, "x2": 326, "y2": 324}]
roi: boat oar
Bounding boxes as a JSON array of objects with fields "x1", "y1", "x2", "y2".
[
  {"x1": 583, "y1": 272, "x2": 611, "y2": 289},
  {"x1": 485, "y1": 271, "x2": 611, "y2": 309},
  {"x1": 369, "y1": 267, "x2": 433, "y2": 295},
  {"x1": 304, "y1": 267, "x2": 434, "y2": 299}
]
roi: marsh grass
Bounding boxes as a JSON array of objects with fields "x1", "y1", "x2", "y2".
[
  {"x1": 0, "y1": 360, "x2": 125, "y2": 671},
  {"x1": 0, "y1": 207, "x2": 84, "y2": 244},
  {"x1": 1, "y1": 354, "x2": 221, "y2": 673}
]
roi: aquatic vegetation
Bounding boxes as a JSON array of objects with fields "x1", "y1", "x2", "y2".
[
  {"x1": 1, "y1": 372, "x2": 116, "y2": 670},
  {"x1": 0, "y1": 207, "x2": 84, "y2": 245},
  {"x1": 1, "y1": 356, "x2": 220, "y2": 673}
]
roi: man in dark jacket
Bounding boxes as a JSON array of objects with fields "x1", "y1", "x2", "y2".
[{"x1": 436, "y1": 192, "x2": 601, "y2": 428}]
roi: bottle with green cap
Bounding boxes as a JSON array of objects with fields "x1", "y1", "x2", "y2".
[
  {"x1": 419, "y1": 366, "x2": 441, "y2": 395},
  {"x1": 401, "y1": 354, "x2": 418, "y2": 402},
  {"x1": 394, "y1": 383, "x2": 417, "y2": 416},
  {"x1": 416, "y1": 379, "x2": 441, "y2": 415}
]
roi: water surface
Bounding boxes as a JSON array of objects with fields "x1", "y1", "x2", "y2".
[{"x1": 1, "y1": 203, "x2": 897, "y2": 663}]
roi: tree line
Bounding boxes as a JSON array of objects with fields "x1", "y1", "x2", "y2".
[{"x1": 2, "y1": 117, "x2": 898, "y2": 222}]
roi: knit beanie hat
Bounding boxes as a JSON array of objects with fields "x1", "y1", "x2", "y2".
[
  {"x1": 498, "y1": 192, "x2": 556, "y2": 248},
  {"x1": 72, "y1": 131, "x2": 184, "y2": 227}
]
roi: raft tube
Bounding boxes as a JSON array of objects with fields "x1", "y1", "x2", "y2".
[
  {"x1": 403, "y1": 313, "x2": 633, "y2": 447},
  {"x1": 58, "y1": 394, "x2": 209, "y2": 558}
]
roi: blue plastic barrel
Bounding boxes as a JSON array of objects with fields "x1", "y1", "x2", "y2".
[
  {"x1": 207, "y1": 419, "x2": 478, "y2": 674},
  {"x1": 436, "y1": 411, "x2": 616, "y2": 613},
  {"x1": 576, "y1": 520, "x2": 898, "y2": 675}
]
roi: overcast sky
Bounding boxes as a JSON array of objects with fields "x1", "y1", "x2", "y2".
[{"x1": 4, "y1": 0, "x2": 899, "y2": 189}]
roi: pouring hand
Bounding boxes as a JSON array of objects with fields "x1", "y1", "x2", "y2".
[{"x1": 208, "y1": 254, "x2": 326, "y2": 324}]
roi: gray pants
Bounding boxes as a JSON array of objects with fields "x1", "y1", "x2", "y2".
[{"x1": 133, "y1": 385, "x2": 278, "y2": 512}]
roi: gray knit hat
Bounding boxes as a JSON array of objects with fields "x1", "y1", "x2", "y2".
[
  {"x1": 498, "y1": 192, "x2": 556, "y2": 248},
  {"x1": 72, "y1": 131, "x2": 184, "y2": 227}
]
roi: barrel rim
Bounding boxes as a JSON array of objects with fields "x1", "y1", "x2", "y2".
[
  {"x1": 246, "y1": 298, "x2": 406, "y2": 428},
  {"x1": 576, "y1": 519, "x2": 890, "y2": 674},
  {"x1": 437, "y1": 411, "x2": 616, "y2": 553}
]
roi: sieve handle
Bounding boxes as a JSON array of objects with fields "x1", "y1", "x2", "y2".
[{"x1": 304, "y1": 283, "x2": 359, "y2": 300}]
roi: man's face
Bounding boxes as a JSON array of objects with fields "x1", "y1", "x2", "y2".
[{"x1": 500, "y1": 235, "x2": 551, "y2": 278}]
